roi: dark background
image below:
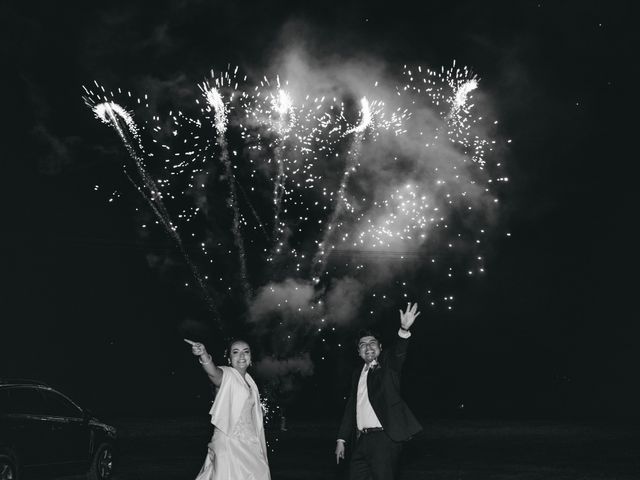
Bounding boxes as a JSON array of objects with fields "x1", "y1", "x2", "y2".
[{"x1": 1, "y1": 0, "x2": 634, "y2": 424}]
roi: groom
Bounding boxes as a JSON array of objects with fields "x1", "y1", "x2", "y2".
[{"x1": 335, "y1": 302, "x2": 423, "y2": 480}]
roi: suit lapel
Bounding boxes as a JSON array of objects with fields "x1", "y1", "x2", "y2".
[
  {"x1": 352, "y1": 368, "x2": 361, "y2": 392},
  {"x1": 366, "y1": 363, "x2": 382, "y2": 401}
]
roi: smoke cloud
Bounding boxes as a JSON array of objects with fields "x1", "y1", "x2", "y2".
[
  {"x1": 324, "y1": 276, "x2": 365, "y2": 325},
  {"x1": 254, "y1": 352, "x2": 314, "y2": 379},
  {"x1": 249, "y1": 278, "x2": 316, "y2": 323}
]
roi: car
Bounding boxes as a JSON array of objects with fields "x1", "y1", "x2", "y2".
[{"x1": 0, "y1": 379, "x2": 117, "y2": 480}]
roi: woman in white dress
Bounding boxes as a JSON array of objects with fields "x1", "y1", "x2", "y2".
[{"x1": 189, "y1": 339, "x2": 271, "y2": 480}]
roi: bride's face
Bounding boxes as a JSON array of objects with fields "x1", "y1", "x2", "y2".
[{"x1": 229, "y1": 341, "x2": 251, "y2": 371}]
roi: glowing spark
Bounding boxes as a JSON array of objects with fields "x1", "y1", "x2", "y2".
[
  {"x1": 205, "y1": 87, "x2": 227, "y2": 134},
  {"x1": 93, "y1": 102, "x2": 137, "y2": 134},
  {"x1": 273, "y1": 89, "x2": 293, "y2": 117},
  {"x1": 452, "y1": 79, "x2": 478, "y2": 111},
  {"x1": 346, "y1": 97, "x2": 372, "y2": 134}
]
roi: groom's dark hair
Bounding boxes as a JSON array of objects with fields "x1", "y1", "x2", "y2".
[{"x1": 355, "y1": 329, "x2": 381, "y2": 348}]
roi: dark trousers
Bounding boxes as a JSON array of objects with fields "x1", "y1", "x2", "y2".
[{"x1": 349, "y1": 431, "x2": 403, "y2": 480}]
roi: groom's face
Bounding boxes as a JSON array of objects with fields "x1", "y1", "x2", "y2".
[{"x1": 358, "y1": 335, "x2": 381, "y2": 364}]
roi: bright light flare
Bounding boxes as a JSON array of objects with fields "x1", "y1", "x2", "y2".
[
  {"x1": 205, "y1": 87, "x2": 227, "y2": 134},
  {"x1": 93, "y1": 102, "x2": 137, "y2": 135},
  {"x1": 452, "y1": 79, "x2": 478, "y2": 111},
  {"x1": 273, "y1": 89, "x2": 293, "y2": 116},
  {"x1": 346, "y1": 97, "x2": 372, "y2": 134}
]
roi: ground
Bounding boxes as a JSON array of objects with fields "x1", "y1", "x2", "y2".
[{"x1": 58, "y1": 417, "x2": 640, "y2": 479}]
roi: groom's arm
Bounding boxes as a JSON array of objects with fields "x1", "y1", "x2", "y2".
[
  {"x1": 337, "y1": 389, "x2": 356, "y2": 441},
  {"x1": 387, "y1": 302, "x2": 420, "y2": 373},
  {"x1": 335, "y1": 387, "x2": 356, "y2": 463},
  {"x1": 387, "y1": 329, "x2": 411, "y2": 373}
]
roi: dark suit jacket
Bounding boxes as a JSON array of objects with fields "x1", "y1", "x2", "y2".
[{"x1": 337, "y1": 335, "x2": 422, "y2": 443}]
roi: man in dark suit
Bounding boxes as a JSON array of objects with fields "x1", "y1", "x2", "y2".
[{"x1": 335, "y1": 302, "x2": 422, "y2": 480}]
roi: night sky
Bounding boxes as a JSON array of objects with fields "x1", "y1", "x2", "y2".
[{"x1": 2, "y1": 0, "x2": 634, "y2": 422}]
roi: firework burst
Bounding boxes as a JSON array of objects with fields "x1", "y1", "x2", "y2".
[{"x1": 83, "y1": 61, "x2": 508, "y2": 332}]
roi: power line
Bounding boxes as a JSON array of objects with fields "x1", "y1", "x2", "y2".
[{"x1": 15, "y1": 236, "x2": 435, "y2": 257}]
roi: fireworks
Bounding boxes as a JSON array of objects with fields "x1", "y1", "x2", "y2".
[
  {"x1": 83, "y1": 61, "x2": 508, "y2": 325},
  {"x1": 345, "y1": 97, "x2": 372, "y2": 135},
  {"x1": 204, "y1": 86, "x2": 228, "y2": 134},
  {"x1": 87, "y1": 96, "x2": 219, "y2": 314},
  {"x1": 352, "y1": 184, "x2": 433, "y2": 249}
]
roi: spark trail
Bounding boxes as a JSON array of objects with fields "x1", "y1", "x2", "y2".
[
  {"x1": 203, "y1": 86, "x2": 252, "y2": 304},
  {"x1": 312, "y1": 97, "x2": 371, "y2": 282},
  {"x1": 89, "y1": 101, "x2": 219, "y2": 315},
  {"x1": 269, "y1": 89, "x2": 295, "y2": 258}
]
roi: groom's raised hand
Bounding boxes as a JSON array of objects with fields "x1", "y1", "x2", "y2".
[{"x1": 399, "y1": 302, "x2": 420, "y2": 331}]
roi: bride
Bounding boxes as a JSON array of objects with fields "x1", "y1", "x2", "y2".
[{"x1": 187, "y1": 338, "x2": 270, "y2": 480}]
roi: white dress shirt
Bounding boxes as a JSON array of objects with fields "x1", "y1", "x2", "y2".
[{"x1": 356, "y1": 360, "x2": 383, "y2": 430}]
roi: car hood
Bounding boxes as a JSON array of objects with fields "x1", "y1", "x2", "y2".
[{"x1": 88, "y1": 418, "x2": 117, "y2": 437}]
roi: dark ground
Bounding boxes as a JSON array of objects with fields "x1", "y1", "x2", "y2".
[{"x1": 60, "y1": 417, "x2": 640, "y2": 480}]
